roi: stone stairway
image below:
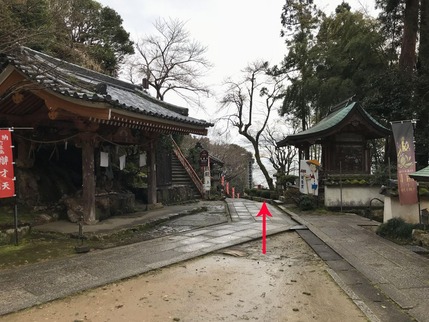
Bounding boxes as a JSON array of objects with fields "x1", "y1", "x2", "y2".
[{"x1": 171, "y1": 153, "x2": 202, "y2": 199}]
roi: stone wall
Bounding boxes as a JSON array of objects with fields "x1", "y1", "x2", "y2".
[
  {"x1": 0, "y1": 225, "x2": 30, "y2": 246},
  {"x1": 63, "y1": 192, "x2": 135, "y2": 222},
  {"x1": 157, "y1": 185, "x2": 196, "y2": 205}
]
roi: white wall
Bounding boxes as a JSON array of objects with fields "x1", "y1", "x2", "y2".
[
  {"x1": 325, "y1": 186, "x2": 384, "y2": 208},
  {"x1": 383, "y1": 196, "x2": 427, "y2": 224}
]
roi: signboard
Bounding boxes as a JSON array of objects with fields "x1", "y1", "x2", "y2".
[
  {"x1": 392, "y1": 121, "x2": 418, "y2": 205},
  {"x1": 204, "y1": 169, "x2": 211, "y2": 191},
  {"x1": 0, "y1": 130, "x2": 15, "y2": 198},
  {"x1": 199, "y1": 149, "x2": 209, "y2": 167},
  {"x1": 299, "y1": 160, "x2": 320, "y2": 196}
]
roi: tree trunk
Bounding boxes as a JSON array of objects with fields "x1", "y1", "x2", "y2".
[
  {"x1": 415, "y1": 0, "x2": 429, "y2": 168},
  {"x1": 253, "y1": 144, "x2": 274, "y2": 190},
  {"x1": 418, "y1": 0, "x2": 429, "y2": 74},
  {"x1": 399, "y1": 0, "x2": 419, "y2": 74}
]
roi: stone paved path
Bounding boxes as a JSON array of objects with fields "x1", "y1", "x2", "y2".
[
  {"x1": 0, "y1": 199, "x2": 295, "y2": 315},
  {"x1": 288, "y1": 210, "x2": 429, "y2": 322}
]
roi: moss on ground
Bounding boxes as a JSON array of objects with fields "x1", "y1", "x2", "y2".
[{"x1": 0, "y1": 206, "x2": 210, "y2": 271}]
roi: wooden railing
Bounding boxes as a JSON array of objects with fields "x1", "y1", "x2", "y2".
[{"x1": 170, "y1": 135, "x2": 204, "y2": 197}]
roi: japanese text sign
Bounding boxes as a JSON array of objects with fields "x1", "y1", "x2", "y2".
[
  {"x1": 200, "y1": 150, "x2": 209, "y2": 167},
  {"x1": 0, "y1": 130, "x2": 15, "y2": 198}
]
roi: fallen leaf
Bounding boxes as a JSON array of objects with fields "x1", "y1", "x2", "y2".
[{"x1": 220, "y1": 249, "x2": 247, "y2": 257}]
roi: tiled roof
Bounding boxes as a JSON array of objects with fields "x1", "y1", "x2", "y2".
[
  {"x1": 294, "y1": 101, "x2": 357, "y2": 137},
  {"x1": 1, "y1": 47, "x2": 213, "y2": 129},
  {"x1": 410, "y1": 166, "x2": 429, "y2": 182},
  {"x1": 277, "y1": 99, "x2": 390, "y2": 147}
]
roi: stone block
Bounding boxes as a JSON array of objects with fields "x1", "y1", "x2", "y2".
[{"x1": 412, "y1": 229, "x2": 429, "y2": 247}]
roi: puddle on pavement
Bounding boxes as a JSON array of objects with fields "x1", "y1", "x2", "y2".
[
  {"x1": 136, "y1": 212, "x2": 229, "y2": 240},
  {"x1": 2, "y1": 233, "x2": 367, "y2": 322}
]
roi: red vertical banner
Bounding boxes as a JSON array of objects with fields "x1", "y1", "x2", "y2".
[
  {"x1": 0, "y1": 130, "x2": 15, "y2": 198},
  {"x1": 226, "y1": 181, "x2": 229, "y2": 196},
  {"x1": 391, "y1": 121, "x2": 418, "y2": 205},
  {"x1": 232, "y1": 187, "x2": 235, "y2": 199}
]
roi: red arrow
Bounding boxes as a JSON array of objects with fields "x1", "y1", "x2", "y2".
[{"x1": 256, "y1": 201, "x2": 272, "y2": 254}]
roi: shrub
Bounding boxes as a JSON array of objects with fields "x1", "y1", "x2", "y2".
[
  {"x1": 249, "y1": 189, "x2": 258, "y2": 196},
  {"x1": 299, "y1": 195, "x2": 316, "y2": 211},
  {"x1": 283, "y1": 175, "x2": 298, "y2": 184},
  {"x1": 277, "y1": 174, "x2": 298, "y2": 189},
  {"x1": 376, "y1": 217, "x2": 415, "y2": 240},
  {"x1": 419, "y1": 187, "x2": 429, "y2": 196},
  {"x1": 283, "y1": 188, "x2": 301, "y2": 204},
  {"x1": 269, "y1": 191, "x2": 279, "y2": 200},
  {"x1": 261, "y1": 190, "x2": 271, "y2": 199}
]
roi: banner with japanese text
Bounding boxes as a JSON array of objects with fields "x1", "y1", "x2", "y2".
[
  {"x1": 0, "y1": 130, "x2": 15, "y2": 198},
  {"x1": 391, "y1": 121, "x2": 418, "y2": 205}
]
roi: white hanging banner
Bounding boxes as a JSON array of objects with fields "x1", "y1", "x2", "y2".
[
  {"x1": 204, "y1": 171, "x2": 211, "y2": 191},
  {"x1": 119, "y1": 154, "x2": 126, "y2": 170},
  {"x1": 139, "y1": 152, "x2": 147, "y2": 167},
  {"x1": 100, "y1": 152, "x2": 109, "y2": 167}
]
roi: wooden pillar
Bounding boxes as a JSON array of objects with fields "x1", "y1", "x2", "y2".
[
  {"x1": 80, "y1": 132, "x2": 96, "y2": 224},
  {"x1": 15, "y1": 137, "x2": 34, "y2": 168},
  {"x1": 147, "y1": 140, "x2": 157, "y2": 205},
  {"x1": 304, "y1": 145, "x2": 310, "y2": 160}
]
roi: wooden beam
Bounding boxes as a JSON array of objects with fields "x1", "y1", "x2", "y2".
[
  {"x1": 37, "y1": 90, "x2": 111, "y2": 120},
  {"x1": 0, "y1": 68, "x2": 27, "y2": 95},
  {"x1": 74, "y1": 119, "x2": 99, "y2": 132},
  {"x1": 15, "y1": 137, "x2": 34, "y2": 168},
  {"x1": 110, "y1": 111, "x2": 208, "y2": 136},
  {"x1": 147, "y1": 140, "x2": 157, "y2": 205}
]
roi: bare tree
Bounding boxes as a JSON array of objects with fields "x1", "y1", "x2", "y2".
[
  {"x1": 220, "y1": 61, "x2": 286, "y2": 190},
  {"x1": 262, "y1": 124, "x2": 297, "y2": 176},
  {"x1": 133, "y1": 18, "x2": 212, "y2": 104}
]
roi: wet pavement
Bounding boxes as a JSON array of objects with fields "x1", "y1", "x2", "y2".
[
  {"x1": 0, "y1": 198, "x2": 428, "y2": 322},
  {"x1": 32, "y1": 201, "x2": 229, "y2": 235},
  {"x1": 281, "y1": 207, "x2": 429, "y2": 322},
  {"x1": 0, "y1": 199, "x2": 295, "y2": 316}
]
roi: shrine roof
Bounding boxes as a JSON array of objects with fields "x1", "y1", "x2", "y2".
[
  {"x1": 409, "y1": 166, "x2": 429, "y2": 182},
  {"x1": 0, "y1": 47, "x2": 213, "y2": 130},
  {"x1": 277, "y1": 99, "x2": 390, "y2": 147}
]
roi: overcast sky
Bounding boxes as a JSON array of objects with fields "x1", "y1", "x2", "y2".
[
  {"x1": 98, "y1": 0, "x2": 377, "y2": 116},
  {"x1": 98, "y1": 0, "x2": 377, "y2": 185}
]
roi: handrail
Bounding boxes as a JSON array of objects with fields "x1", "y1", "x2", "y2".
[
  {"x1": 170, "y1": 135, "x2": 205, "y2": 197},
  {"x1": 368, "y1": 198, "x2": 384, "y2": 221}
]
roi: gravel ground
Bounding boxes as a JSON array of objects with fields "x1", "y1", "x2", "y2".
[{"x1": 1, "y1": 232, "x2": 368, "y2": 322}]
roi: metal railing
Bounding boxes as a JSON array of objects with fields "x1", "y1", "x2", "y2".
[{"x1": 170, "y1": 135, "x2": 204, "y2": 197}]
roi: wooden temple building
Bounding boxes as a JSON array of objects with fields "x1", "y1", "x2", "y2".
[
  {"x1": 0, "y1": 47, "x2": 212, "y2": 223},
  {"x1": 277, "y1": 99, "x2": 391, "y2": 176},
  {"x1": 277, "y1": 99, "x2": 391, "y2": 208}
]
